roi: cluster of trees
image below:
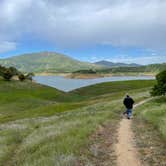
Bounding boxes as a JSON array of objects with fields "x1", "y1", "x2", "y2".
[
  {"x1": 73, "y1": 69, "x2": 97, "y2": 74},
  {"x1": 96, "y1": 67, "x2": 146, "y2": 73},
  {"x1": 0, "y1": 65, "x2": 34, "y2": 81},
  {"x1": 151, "y1": 70, "x2": 166, "y2": 96}
]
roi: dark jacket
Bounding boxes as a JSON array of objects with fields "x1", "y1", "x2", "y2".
[{"x1": 123, "y1": 97, "x2": 134, "y2": 109}]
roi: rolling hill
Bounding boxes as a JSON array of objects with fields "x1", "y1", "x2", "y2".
[
  {"x1": 0, "y1": 52, "x2": 103, "y2": 73},
  {"x1": 0, "y1": 78, "x2": 158, "y2": 165},
  {"x1": 95, "y1": 63, "x2": 166, "y2": 74},
  {"x1": 144, "y1": 63, "x2": 166, "y2": 73},
  {"x1": 94, "y1": 60, "x2": 141, "y2": 67},
  {"x1": 0, "y1": 52, "x2": 165, "y2": 74}
]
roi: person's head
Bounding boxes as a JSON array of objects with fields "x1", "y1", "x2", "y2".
[{"x1": 126, "y1": 94, "x2": 130, "y2": 98}]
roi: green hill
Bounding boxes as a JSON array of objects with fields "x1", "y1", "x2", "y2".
[
  {"x1": 144, "y1": 63, "x2": 166, "y2": 73},
  {"x1": 0, "y1": 79, "x2": 157, "y2": 165},
  {"x1": 96, "y1": 63, "x2": 166, "y2": 74},
  {"x1": 0, "y1": 52, "x2": 102, "y2": 73},
  {"x1": 133, "y1": 97, "x2": 166, "y2": 165}
]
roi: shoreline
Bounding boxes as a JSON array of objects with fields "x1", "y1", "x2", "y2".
[{"x1": 34, "y1": 72, "x2": 155, "y2": 79}]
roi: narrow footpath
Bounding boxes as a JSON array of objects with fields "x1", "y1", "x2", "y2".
[{"x1": 115, "y1": 99, "x2": 151, "y2": 166}]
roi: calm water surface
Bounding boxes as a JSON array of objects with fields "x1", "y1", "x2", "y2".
[{"x1": 34, "y1": 76, "x2": 155, "y2": 92}]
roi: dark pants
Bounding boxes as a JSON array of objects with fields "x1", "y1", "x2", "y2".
[
  {"x1": 127, "y1": 109, "x2": 132, "y2": 118},
  {"x1": 123, "y1": 109, "x2": 132, "y2": 119}
]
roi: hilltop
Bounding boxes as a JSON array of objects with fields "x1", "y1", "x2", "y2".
[
  {"x1": 0, "y1": 52, "x2": 165, "y2": 76},
  {"x1": 0, "y1": 52, "x2": 103, "y2": 73},
  {"x1": 95, "y1": 63, "x2": 166, "y2": 74},
  {"x1": 94, "y1": 60, "x2": 141, "y2": 67},
  {"x1": 94, "y1": 61, "x2": 166, "y2": 73}
]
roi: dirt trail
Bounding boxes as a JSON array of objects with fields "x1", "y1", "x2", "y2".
[{"x1": 115, "y1": 99, "x2": 151, "y2": 166}]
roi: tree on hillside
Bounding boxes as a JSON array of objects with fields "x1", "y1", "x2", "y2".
[
  {"x1": 151, "y1": 70, "x2": 166, "y2": 96},
  {"x1": 9, "y1": 66, "x2": 20, "y2": 75},
  {"x1": 0, "y1": 65, "x2": 27, "y2": 81},
  {"x1": 18, "y1": 73, "x2": 34, "y2": 81},
  {"x1": 0, "y1": 65, "x2": 18, "y2": 81},
  {"x1": 25, "y1": 72, "x2": 34, "y2": 81},
  {"x1": 3, "y1": 69, "x2": 14, "y2": 81},
  {"x1": 18, "y1": 74, "x2": 26, "y2": 81},
  {"x1": 0, "y1": 65, "x2": 35, "y2": 81}
]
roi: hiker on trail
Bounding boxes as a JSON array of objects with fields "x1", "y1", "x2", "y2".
[{"x1": 123, "y1": 94, "x2": 135, "y2": 119}]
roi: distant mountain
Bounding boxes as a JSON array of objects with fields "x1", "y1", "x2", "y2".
[
  {"x1": 94, "y1": 60, "x2": 141, "y2": 67},
  {"x1": 96, "y1": 63, "x2": 166, "y2": 74},
  {"x1": 0, "y1": 52, "x2": 103, "y2": 73},
  {"x1": 145, "y1": 63, "x2": 166, "y2": 73}
]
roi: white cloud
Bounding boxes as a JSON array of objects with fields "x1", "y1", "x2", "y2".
[
  {"x1": 0, "y1": 41, "x2": 17, "y2": 53},
  {"x1": 0, "y1": 0, "x2": 166, "y2": 52},
  {"x1": 105, "y1": 54, "x2": 166, "y2": 65}
]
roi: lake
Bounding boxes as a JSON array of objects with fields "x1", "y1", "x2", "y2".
[{"x1": 34, "y1": 75, "x2": 155, "y2": 92}]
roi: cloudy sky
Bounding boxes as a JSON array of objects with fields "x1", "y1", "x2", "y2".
[{"x1": 0, "y1": 0, "x2": 166, "y2": 64}]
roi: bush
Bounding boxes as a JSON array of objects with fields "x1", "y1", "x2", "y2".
[
  {"x1": 0, "y1": 65, "x2": 18, "y2": 81},
  {"x1": 3, "y1": 69, "x2": 14, "y2": 80},
  {"x1": 151, "y1": 70, "x2": 166, "y2": 96},
  {"x1": 0, "y1": 65, "x2": 34, "y2": 82},
  {"x1": 18, "y1": 74, "x2": 26, "y2": 81},
  {"x1": 73, "y1": 69, "x2": 96, "y2": 74},
  {"x1": 9, "y1": 66, "x2": 19, "y2": 75},
  {"x1": 25, "y1": 72, "x2": 34, "y2": 81}
]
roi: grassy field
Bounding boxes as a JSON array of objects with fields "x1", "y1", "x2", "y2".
[
  {"x1": 0, "y1": 79, "x2": 155, "y2": 165},
  {"x1": 133, "y1": 97, "x2": 166, "y2": 165}
]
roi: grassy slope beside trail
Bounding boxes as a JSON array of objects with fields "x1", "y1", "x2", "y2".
[
  {"x1": 0, "y1": 79, "x2": 155, "y2": 123},
  {"x1": 0, "y1": 79, "x2": 155, "y2": 166},
  {"x1": 0, "y1": 79, "x2": 85, "y2": 123},
  {"x1": 133, "y1": 97, "x2": 166, "y2": 165},
  {"x1": 70, "y1": 80, "x2": 156, "y2": 98}
]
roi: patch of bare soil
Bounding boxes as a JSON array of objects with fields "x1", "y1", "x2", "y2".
[
  {"x1": 133, "y1": 118, "x2": 166, "y2": 166},
  {"x1": 76, "y1": 121, "x2": 118, "y2": 166}
]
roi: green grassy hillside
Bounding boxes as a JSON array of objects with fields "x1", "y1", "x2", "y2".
[
  {"x1": 133, "y1": 97, "x2": 166, "y2": 165},
  {"x1": 0, "y1": 79, "x2": 155, "y2": 165},
  {"x1": 134, "y1": 97, "x2": 166, "y2": 138},
  {"x1": 71, "y1": 80, "x2": 156, "y2": 98},
  {"x1": 96, "y1": 63, "x2": 166, "y2": 74},
  {"x1": 0, "y1": 52, "x2": 102, "y2": 73},
  {"x1": 145, "y1": 63, "x2": 166, "y2": 73}
]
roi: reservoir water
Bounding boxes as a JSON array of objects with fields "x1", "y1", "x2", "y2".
[{"x1": 34, "y1": 75, "x2": 155, "y2": 92}]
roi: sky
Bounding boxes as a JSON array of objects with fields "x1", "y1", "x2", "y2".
[{"x1": 0, "y1": 0, "x2": 166, "y2": 65}]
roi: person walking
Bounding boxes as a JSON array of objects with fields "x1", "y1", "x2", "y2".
[{"x1": 123, "y1": 94, "x2": 135, "y2": 119}]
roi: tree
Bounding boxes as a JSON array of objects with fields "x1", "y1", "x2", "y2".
[
  {"x1": 8, "y1": 67, "x2": 19, "y2": 75},
  {"x1": 0, "y1": 65, "x2": 16, "y2": 81},
  {"x1": 0, "y1": 65, "x2": 34, "y2": 82},
  {"x1": 3, "y1": 68, "x2": 14, "y2": 81},
  {"x1": 151, "y1": 70, "x2": 166, "y2": 96},
  {"x1": 18, "y1": 74, "x2": 26, "y2": 81},
  {"x1": 0, "y1": 65, "x2": 21, "y2": 81},
  {"x1": 25, "y1": 72, "x2": 34, "y2": 81}
]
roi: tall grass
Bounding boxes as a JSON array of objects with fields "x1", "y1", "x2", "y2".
[
  {"x1": 134, "y1": 97, "x2": 166, "y2": 139},
  {"x1": 0, "y1": 79, "x2": 154, "y2": 165},
  {"x1": 133, "y1": 97, "x2": 166, "y2": 165}
]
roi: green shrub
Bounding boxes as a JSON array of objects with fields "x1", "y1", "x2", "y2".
[
  {"x1": 0, "y1": 65, "x2": 21, "y2": 81},
  {"x1": 25, "y1": 72, "x2": 34, "y2": 81},
  {"x1": 151, "y1": 70, "x2": 166, "y2": 96},
  {"x1": 18, "y1": 74, "x2": 26, "y2": 81}
]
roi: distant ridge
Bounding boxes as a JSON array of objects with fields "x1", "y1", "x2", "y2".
[
  {"x1": 0, "y1": 52, "x2": 165, "y2": 74},
  {"x1": 0, "y1": 51, "x2": 103, "y2": 73},
  {"x1": 94, "y1": 60, "x2": 141, "y2": 67}
]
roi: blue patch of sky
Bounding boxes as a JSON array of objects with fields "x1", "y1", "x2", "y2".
[{"x1": 0, "y1": 41, "x2": 164, "y2": 64}]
